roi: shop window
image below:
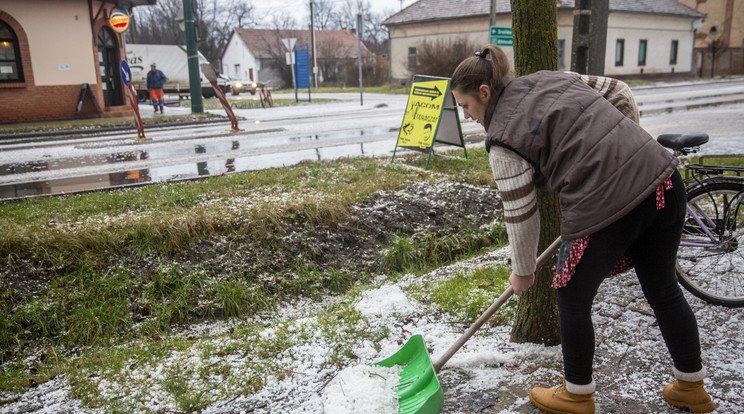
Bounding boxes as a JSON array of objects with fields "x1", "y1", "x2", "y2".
[{"x1": 0, "y1": 19, "x2": 23, "y2": 82}]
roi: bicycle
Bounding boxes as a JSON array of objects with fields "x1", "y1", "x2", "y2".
[
  {"x1": 258, "y1": 83, "x2": 273, "y2": 108},
  {"x1": 657, "y1": 133, "x2": 744, "y2": 307}
]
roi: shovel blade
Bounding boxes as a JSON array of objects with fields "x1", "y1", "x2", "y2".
[{"x1": 373, "y1": 334, "x2": 444, "y2": 414}]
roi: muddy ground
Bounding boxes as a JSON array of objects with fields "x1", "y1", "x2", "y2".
[{"x1": 2, "y1": 176, "x2": 743, "y2": 413}]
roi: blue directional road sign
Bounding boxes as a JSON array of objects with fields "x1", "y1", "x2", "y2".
[{"x1": 120, "y1": 60, "x2": 132, "y2": 86}]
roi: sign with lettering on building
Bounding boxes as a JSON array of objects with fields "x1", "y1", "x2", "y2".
[
  {"x1": 392, "y1": 75, "x2": 466, "y2": 169},
  {"x1": 109, "y1": 7, "x2": 130, "y2": 33}
]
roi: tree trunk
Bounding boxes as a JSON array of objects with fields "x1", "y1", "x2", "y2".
[{"x1": 509, "y1": 0, "x2": 561, "y2": 346}]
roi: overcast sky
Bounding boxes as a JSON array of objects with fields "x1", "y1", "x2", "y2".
[{"x1": 251, "y1": 0, "x2": 417, "y2": 24}]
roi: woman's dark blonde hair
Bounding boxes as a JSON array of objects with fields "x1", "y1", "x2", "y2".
[{"x1": 451, "y1": 45, "x2": 512, "y2": 96}]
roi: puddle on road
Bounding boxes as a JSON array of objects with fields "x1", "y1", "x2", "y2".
[
  {"x1": 0, "y1": 139, "x2": 396, "y2": 200},
  {"x1": 0, "y1": 127, "x2": 394, "y2": 177}
]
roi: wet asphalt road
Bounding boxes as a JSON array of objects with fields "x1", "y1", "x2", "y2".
[{"x1": 1, "y1": 79, "x2": 743, "y2": 200}]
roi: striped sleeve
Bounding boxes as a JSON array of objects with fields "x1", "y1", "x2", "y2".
[
  {"x1": 567, "y1": 71, "x2": 640, "y2": 124},
  {"x1": 488, "y1": 146, "x2": 540, "y2": 276}
]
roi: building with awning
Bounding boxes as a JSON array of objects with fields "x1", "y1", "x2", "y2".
[{"x1": 0, "y1": 0, "x2": 156, "y2": 123}]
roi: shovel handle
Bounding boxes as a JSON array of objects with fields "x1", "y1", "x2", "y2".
[{"x1": 432, "y1": 236, "x2": 562, "y2": 373}]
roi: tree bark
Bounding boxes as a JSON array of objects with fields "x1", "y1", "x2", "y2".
[{"x1": 509, "y1": 0, "x2": 561, "y2": 346}]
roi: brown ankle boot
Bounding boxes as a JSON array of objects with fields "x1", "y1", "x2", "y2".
[
  {"x1": 663, "y1": 379, "x2": 715, "y2": 413},
  {"x1": 530, "y1": 382, "x2": 595, "y2": 414}
]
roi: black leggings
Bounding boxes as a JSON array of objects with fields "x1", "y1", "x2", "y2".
[{"x1": 557, "y1": 170, "x2": 703, "y2": 386}]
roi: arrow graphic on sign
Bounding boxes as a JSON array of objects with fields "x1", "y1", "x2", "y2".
[
  {"x1": 120, "y1": 60, "x2": 132, "y2": 86},
  {"x1": 412, "y1": 85, "x2": 442, "y2": 100}
]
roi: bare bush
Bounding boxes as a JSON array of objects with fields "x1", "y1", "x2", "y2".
[{"x1": 414, "y1": 36, "x2": 480, "y2": 78}]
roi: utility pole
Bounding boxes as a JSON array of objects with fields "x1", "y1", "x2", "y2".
[
  {"x1": 183, "y1": 0, "x2": 203, "y2": 113},
  {"x1": 490, "y1": 0, "x2": 497, "y2": 27},
  {"x1": 357, "y1": 13, "x2": 363, "y2": 106},
  {"x1": 310, "y1": 0, "x2": 318, "y2": 88},
  {"x1": 570, "y1": 0, "x2": 608, "y2": 75}
]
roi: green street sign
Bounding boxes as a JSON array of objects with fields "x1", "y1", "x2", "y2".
[{"x1": 489, "y1": 26, "x2": 513, "y2": 47}]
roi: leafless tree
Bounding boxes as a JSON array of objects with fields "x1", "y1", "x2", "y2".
[
  {"x1": 232, "y1": 2, "x2": 254, "y2": 28},
  {"x1": 361, "y1": 11, "x2": 388, "y2": 56},
  {"x1": 268, "y1": 10, "x2": 299, "y2": 30},
  {"x1": 131, "y1": 0, "x2": 391, "y2": 84},
  {"x1": 310, "y1": 0, "x2": 336, "y2": 30},
  {"x1": 128, "y1": 0, "x2": 183, "y2": 45},
  {"x1": 315, "y1": 35, "x2": 349, "y2": 84},
  {"x1": 332, "y1": 0, "x2": 372, "y2": 31},
  {"x1": 129, "y1": 0, "x2": 256, "y2": 65},
  {"x1": 326, "y1": 1, "x2": 387, "y2": 56},
  {"x1": 196, "y1": 0, "x2": 258, "y2": 63}
]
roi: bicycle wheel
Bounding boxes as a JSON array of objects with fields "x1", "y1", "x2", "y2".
[
  {"x1": 265, "y1": 91, "x2": 273, "y2": 108},
  {"x1": 676, "y1": 181, "x2": 744, "y2": 307}
]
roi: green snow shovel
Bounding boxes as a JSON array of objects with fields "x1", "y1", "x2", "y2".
[{"x1": 374, "y1": 236, "x2": 562, "y2": 414}]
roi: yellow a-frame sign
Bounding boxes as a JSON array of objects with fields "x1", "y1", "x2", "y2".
[{"x1": 391, "y1": 75, "x2": 466, "y2": 169}]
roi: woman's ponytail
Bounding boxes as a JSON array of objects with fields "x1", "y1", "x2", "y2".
[{"x1": 452, "y1": 45, "x2": 512, "y2": 95}]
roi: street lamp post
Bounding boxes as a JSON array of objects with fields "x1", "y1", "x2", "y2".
[
  {"x1": 182, "y1": 0, "x2": 203, "y2": 113},
  {"x1": 357, "y1": 13, "x2": 363, "y2": 106}
]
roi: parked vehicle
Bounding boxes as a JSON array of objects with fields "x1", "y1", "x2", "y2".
[{"x1": 125, "y1": 44, "x2": 228, "y2": 102}]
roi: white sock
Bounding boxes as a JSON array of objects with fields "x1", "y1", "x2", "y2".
[
  {"x1": 673, "y1": 366, "x2": 707, "y2": 382},
  {"x1": 566, "y1": 378, "x2": 595, "y2": 395}
]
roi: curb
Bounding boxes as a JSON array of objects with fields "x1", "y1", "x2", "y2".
[
  {"x1": 639, "y1": 97, "x2": 744, "y2": 117},
  {"x1": 0, "y1": 117, "x2": 232, "y2": 142}
]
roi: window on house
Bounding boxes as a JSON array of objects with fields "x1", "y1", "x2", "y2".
[
  {"x1": 234, "y1": 64, "x2": 240, "y2": 77},
  {"x1": 615, "y1": 39, "x2": 625, "y2": 67},
  {"x1": 557, "y1": 39, "x2": 566, "y2": 70},
  {"x1": 638, "y1": 39, "x2": 647, "y2": 66},
  {"x1": 0, "y1": 19, "x2": 24, "y2": 82},
  {"x1": 408, "y1": 47, "x2": 417, "y2": 70},
  {"x1": 670, "y1": 40, "x2": 679, "y2": 65}
]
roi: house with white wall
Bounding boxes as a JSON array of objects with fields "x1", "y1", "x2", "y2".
[
  {"x1": 382, "y1": 0, "x2": 702, "y2": 84},
  {"x1": 220, "y1": 28, "x2": 373, "y2": 88},
  {"x1": 220, "y1": 29, "x2": 261, "y2": 82}
]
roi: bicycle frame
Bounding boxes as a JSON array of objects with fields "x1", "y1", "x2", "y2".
[
  {"x1": 680, "y1": 181, "x2": 744, "y2": 250},
  {"x1": 682, "y1": 202, "x2": 729, "y2": 249}
]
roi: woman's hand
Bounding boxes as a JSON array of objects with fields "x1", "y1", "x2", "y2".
[{"x1": 509, "y1": 272, "x2": 535, "y2": 295}]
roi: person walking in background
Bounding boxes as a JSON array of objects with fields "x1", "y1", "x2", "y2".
[
  {"x1": 450, "y1": 45, "x2": 715, "y2": 414},
  {"x1": 147, "y1": 62, "x2": 167, "y2": 114}
]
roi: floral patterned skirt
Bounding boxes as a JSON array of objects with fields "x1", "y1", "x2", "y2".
[{"x1": 552, "y1": 176, "x2": 674, "y2": 289}]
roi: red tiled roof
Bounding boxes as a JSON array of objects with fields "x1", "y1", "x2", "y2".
[{"x1": 226, "y1": 28, "x2": 373, "y2": 60}]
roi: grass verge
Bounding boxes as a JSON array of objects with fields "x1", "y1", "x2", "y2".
[{"x1": 0, "y1": 148, "x2": 512, "y2": 409}]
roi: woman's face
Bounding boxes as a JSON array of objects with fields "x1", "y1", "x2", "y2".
[{"x1": 453, "y1": 84, "x2": 491, "y2": 127}]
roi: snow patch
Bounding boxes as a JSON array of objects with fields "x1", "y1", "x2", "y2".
[
  {"x1": 355, "y1": 284, "x2": 416, "y2": 317},
  {"x1": 320, "y1": 364, "x2": 403, "y2": 414}
]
